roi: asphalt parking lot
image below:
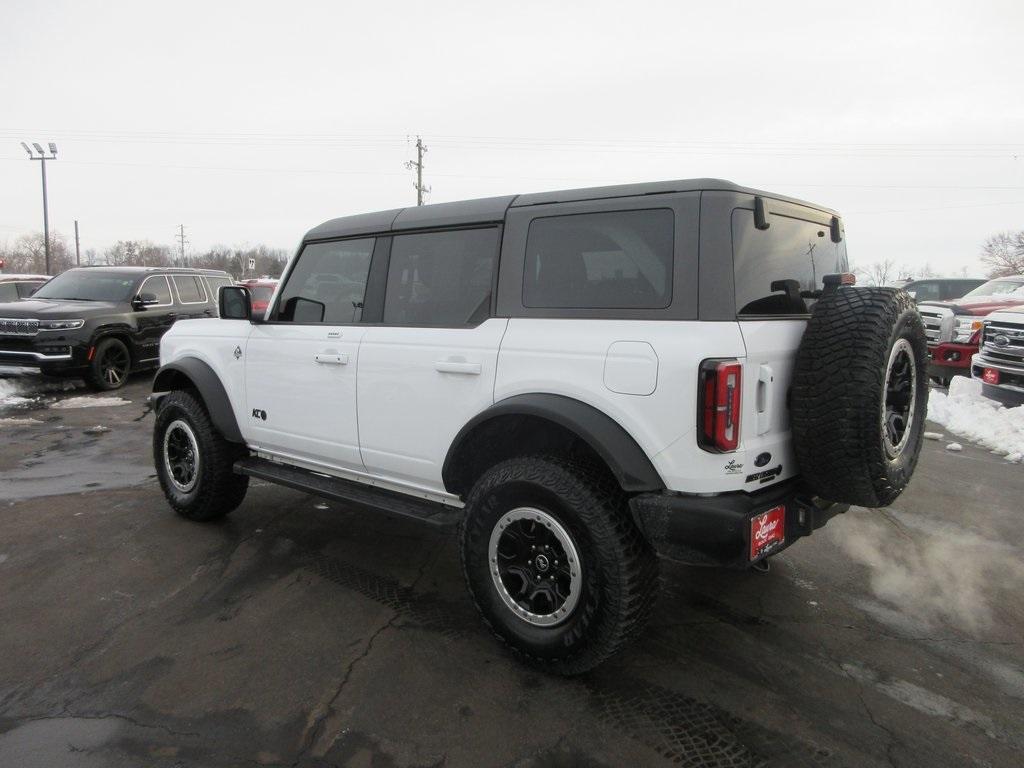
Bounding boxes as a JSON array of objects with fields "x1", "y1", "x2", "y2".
[{"x1": 1, "y1": 376, "x2": 1022, "y2": 768}]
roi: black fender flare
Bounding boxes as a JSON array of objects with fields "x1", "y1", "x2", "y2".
[
  {"x1": 152, "y1": 358, "x2": 244, "y2": 443},
  {"x1": 442, "y1": 393, "x2": 664, "y2": 494}
]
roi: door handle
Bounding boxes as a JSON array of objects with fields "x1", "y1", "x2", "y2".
[
  {"x1": 756, "y1": 365, "x2": 773, "y2": 435},
  {"x1": 434, "y1": 360, "x2": 481, "y2": 375},
  {"x1": 315, "y1": 352, "x2": 349, "y2": 365}
]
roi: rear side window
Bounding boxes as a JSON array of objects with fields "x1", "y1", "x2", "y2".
[
  {"x1": 733, "y1": 210, "x2": 847, "y2": 316},
  {"x1": 522, "y1": 209, "x2": 673, "y2": 309},
  {"x1": 383, "y1": 228, "x2": 498, "y2": 326},
  {"x1": 274, "y1": 238, "x2": 373, "y2": 324},
  {"x1": 206, "y1": 276, "x2": 233, "y2": 301},
  {"x1": 172, "y1": 275, "x2": 207, "y2": 304}
]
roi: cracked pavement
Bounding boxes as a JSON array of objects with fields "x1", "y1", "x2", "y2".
[{"x1": 1, "y1": 377, "x2": 1022, "y2": 767}]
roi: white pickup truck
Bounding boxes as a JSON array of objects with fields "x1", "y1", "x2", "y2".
[{"x1": 973, "y1": 305, "x2": 1024, "y2": 406}]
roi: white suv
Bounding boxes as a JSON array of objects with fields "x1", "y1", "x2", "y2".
[{"x1": 151, "y1": 179, "x2": 929, "y2": 673}]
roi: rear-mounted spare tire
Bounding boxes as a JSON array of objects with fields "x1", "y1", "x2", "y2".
[{"x1": 791, "y1": 287, "x2": 929, "y2": 507}]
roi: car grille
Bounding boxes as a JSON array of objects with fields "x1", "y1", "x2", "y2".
[
  {"x1": 0, "y1": 318, "x2": 39, "y2": 337},
  {"x1": 918, "y1": 308, "x2": 945, "y2": 344},
  {"x1": 981, "y1": 320, "x2": 1024, "y2": 367}
]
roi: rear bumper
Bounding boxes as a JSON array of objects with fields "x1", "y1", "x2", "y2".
[
  {"x1": 926, "y1": 342, "x2": 975, "y2": 376},
  {"x1": 629, "y1": 479, "x2": 849, "y2": 569}
]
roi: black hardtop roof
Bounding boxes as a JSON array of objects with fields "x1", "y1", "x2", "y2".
[
  {"x1": 303, "y1": 178, "x2": 839, "y2": 242},
  {"x1": 69, "y1": 266, "x2": 230, "y2": 276}
]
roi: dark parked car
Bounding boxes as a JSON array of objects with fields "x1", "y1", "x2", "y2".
[
  {"x1": 0, "y1": 266, "x2": 232, "y2": 390},
  {"x1": 889, "y1": 277, "x2": 985, "y2": 302},
  {"x1": 0, "y1": 274, "x2": 50, "y2": 302}
]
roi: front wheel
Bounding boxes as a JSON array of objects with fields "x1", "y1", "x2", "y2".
[
  {"x1": 87, "y1": 337, "x2": 131, "y2": 391},
  {"x1": 460, "y1": 456, "x2": 658, "y2": 675},
  {"x1": 153, "y1": 390, "x2": 249, "y2": 521}
]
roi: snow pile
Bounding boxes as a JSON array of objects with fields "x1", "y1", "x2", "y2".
[
  {"x1": 51, "y1": 396, "x2": 131, "y2": 410},
  {"x1": 927, "y1": 377, "x2": 1024, "y2": 462},
  {"x1": 0, "y1": 380, "x2": 32, "y2": 408}
]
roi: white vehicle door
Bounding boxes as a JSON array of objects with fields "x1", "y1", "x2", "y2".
[
  {"x1": 244, "y1": 237, "x2": 376, "y2": 472},
  {"x1": 357, "y1": 227, "x2": 505, "y2": 495}
]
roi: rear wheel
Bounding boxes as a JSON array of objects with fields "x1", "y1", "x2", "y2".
[
  {"x1": 460, "y1": 456, "x2": 657, "y2": 675},
  {"x1": 87, "y1": 337, "x2": 131, "y2": 391},
  {"x1": 154, "y1": 390, "x2": 249, "y2": 521}
]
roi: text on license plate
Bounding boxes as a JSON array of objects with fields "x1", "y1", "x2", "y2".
[{"x1": 750, "y1": 505, "x2": 785, "y2": 561}]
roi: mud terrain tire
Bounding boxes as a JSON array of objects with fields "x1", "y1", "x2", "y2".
[
  {"x1": 154, "y1": 390, "x2": 249, "y2": 521},
  {"x1": 791, "y1": 287, "x2": 928, "y2": 507},
  {"x1": 460, "y1": 456, "x2": 658, "y2": 676}
]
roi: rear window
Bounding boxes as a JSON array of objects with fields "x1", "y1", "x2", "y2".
[
  {"x1": 523, "y1": 209, "x2": 673, "y2": 309},
  {"x1": 733, "y1": 210, "x2": 847, "y2": 316}
]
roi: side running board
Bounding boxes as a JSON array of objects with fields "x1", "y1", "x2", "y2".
[{"x1": 233, "y1": 456, "x2": 463, "y2": 527}]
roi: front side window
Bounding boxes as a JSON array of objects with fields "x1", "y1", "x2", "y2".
[
  {"x1": 274, "y1": 238, "x2": 374, "y2": 324},
  {"x1": 383, "y1": 228, "x2": 498, "y2": 325},
  {"x1": 908, "y1": 281, "x2": 941, "y2": 301},
  {"x1": 172, "y1": 275, "x2": 207, "y2": 303},
  {"x1": 139, "y1": 276, "x2": 172, "y2": 305},
  {"x1": 523, "y1": 209, "x2": 674, "y2": 309}
]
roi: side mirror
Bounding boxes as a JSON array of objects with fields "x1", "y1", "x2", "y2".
[
  {"x1": 219, "y1": 285, "x2": 252, "y2": 320},
  {"x1": 132, "y1": 292, "x2": 160, "y2": 309}
]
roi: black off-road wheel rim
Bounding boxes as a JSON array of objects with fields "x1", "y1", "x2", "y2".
[
  {"x1": 163, "y1": 419, "x2": 201, "y2": 493},
  {"x1": 882, "y1": 338, "x2": 917, "y2": 459},
  {"x1": 99, "y1": 344, "x2": 130, "y2": 387},
  {"x1": 487, "y1": 507, "x2": 582, "y2": 627}
]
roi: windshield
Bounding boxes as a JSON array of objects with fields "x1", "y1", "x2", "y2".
[
  {"x1": 963, "y1": 279, "x2": 1024, "y2": 298},
  {"x1": 32, "y1": 271, "x2": 138, "y2": 302}
]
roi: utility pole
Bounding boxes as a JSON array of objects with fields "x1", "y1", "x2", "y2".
[
  {"x1": 176, "y1": 225, "x2": 188, "y2": 266},
  {"x1": 74, "y1": 220, "x2": 81, "y2": 266},
  {"x1": 404, "y1": 136, "x2": 431, "y2": 206},
  {"x1": 20, "y1": 141, "x2": 58, "y2": 274}
]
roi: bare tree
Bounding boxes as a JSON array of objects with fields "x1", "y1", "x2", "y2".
[
  {"x1": 980, "y1": 231, "x2": 1024, "y2": 277},
  {"x1": 0, "y1": 232, "x2": 73, "y2": 274},
  {"x1": 857, "y1": 257, "x2": 898, "y2": 286}
]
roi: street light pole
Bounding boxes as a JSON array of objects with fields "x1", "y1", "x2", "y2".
[{"x1": 21, "y1": 141, "x2": 58, "y2": 275}]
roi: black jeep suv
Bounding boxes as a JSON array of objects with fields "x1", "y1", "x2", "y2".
[{"x1": 0, "y1": 266, "x2": 232, "y2": 390}]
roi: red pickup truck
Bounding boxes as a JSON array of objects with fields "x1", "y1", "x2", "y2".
[{"x1": 918, "y1": 276, "x2": 1024, "y2": 385}]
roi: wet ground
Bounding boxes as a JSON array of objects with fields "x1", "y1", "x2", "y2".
[{"x1": 0, "y1": 375, "x2": 1022, "y2": 767}]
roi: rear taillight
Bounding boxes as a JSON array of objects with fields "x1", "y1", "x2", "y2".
[{"x1": 698, "y1": 359, "x2": 742, "y2": 452}]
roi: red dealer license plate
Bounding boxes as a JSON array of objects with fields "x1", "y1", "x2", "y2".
[
  {"x1": 750, "y1": 505, "x2": 785, "y2": 561},
  {"x1": 983, "y1": 368, "x2": 1000, "y2": 385}
]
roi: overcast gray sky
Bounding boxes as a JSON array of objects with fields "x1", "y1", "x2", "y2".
[{"x1": 2, "y1": 0, "x2": 1022, "y2": 275}]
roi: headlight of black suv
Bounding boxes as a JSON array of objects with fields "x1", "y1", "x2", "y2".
[{"x1": 38, "y1": 319, "x2": 85, "y2": 331}]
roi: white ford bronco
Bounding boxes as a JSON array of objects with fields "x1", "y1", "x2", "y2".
[{"x1": 152, "y1": 179, "x2": 929, "y2": 673}]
